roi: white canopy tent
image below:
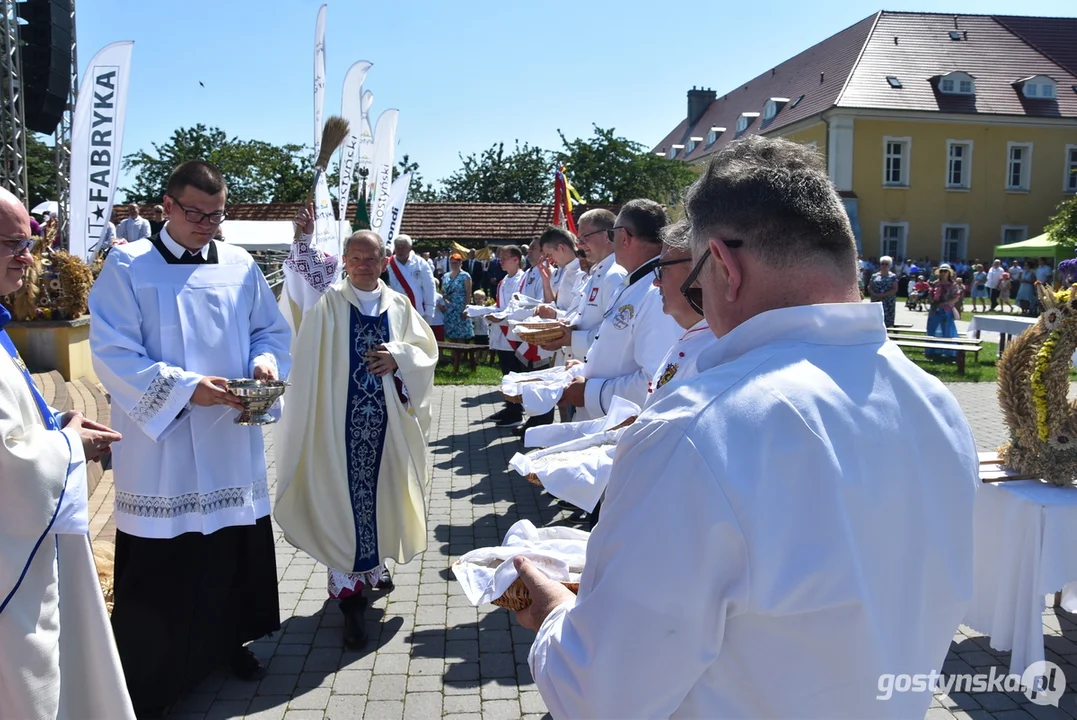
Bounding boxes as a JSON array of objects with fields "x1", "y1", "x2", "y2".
[{"x1": 217, "y1": 220, "x2": 297, "y2": 252}]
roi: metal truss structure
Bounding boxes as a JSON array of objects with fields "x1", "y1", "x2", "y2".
[
  {"x1": 0, "y1": 0, "x2": 28, "y2": 203},
  {"x1": 54, "y1": 0, "x2": 75, "y2": 246}
]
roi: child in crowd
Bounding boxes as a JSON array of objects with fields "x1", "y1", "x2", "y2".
[
  {"x1": 431, "y1": 292, "x2": 446, "y2": 342},
  {"x1": 472, "y1": 290, "x2": 490, "y2": 343},
  {"x1": 999, "y1": 272, "x2": 1014, "y2": 312}
]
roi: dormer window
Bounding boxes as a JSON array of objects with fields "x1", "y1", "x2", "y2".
[
  {"x1": 706, "y1": 127, "x2": 725, "y2": 145},
  {"x1": 763, "y1": 98, "x2": 789, "y2": 121},
  {"x1": 939, "y1": 71, "x2": 975, "y2": 95},
  {"x1": 687, "y1": 137, "x2": 703, "y2": 154},
  {"x1": 1017, "y1": 75, "x2": 1057, "y2": 99},
  {"x1": 736, "y1": 112, "x2": 760, "y2": 134},
  {"x1": 669, "y1": 144, "x2": 685, "y2": 159}
]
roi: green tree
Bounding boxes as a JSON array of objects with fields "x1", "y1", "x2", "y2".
[
  {"x1": 440, "y1": 141, "x2": 551, "y2": 203},
  {"x1": 391, "y1": 154, "x2": 440, "y2": 202},
  {"x1": 554, "y1": 125, "x2": 698, "y2": 205},
  {"x1": 122, "y1": 125, "x2": 319, "y2": 203},
  {"x1": 26, "y1": 133, "x2": 57, "y2": 209},
  {"x1": 1048, "y1": 194, "x2": 1077, "y2": 249}
]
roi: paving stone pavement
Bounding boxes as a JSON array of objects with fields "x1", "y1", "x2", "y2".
[{"x1": 87, "y1": 360, "x2": 1077, "y2": 718}]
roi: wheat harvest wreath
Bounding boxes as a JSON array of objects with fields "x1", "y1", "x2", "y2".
[{"x1": 997, "y1": 283, "x2": 1077, "y2": 486}]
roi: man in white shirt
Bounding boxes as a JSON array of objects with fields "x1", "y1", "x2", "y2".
[
  {"x1": 986, "y1": 258, "x2": 1005, "y2": 311},
  {"x1": 515, "y1": 136, "x2": 978, "y2": 719},
  {"x1": 558, "y1": 199, "x2": 682, "y2": 420},
  {"x1": 537, "y1": 209, "x2": 625, "y2": 363},
  {"x1": 519, "y1": 239, "x2": 545, "y2": 301},
  {"x1": 539, "y1": 226, "x2": 585, "y2": 315},
  {"x1": 487, "y1": 245, "x2": 529, "y2": 425},
  {"x1": 116, "y1": 203, "x2": 151, "y2": 243},
  {"x1": 383, "y1": 234, "x2": 437, "y2": 324}
]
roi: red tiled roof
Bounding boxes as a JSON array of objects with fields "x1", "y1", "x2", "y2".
[
  {"x1": 653, "y1": 13, "x2": 877, "y2": 161},
  {"x1": 110, "y1": 202, "x2": 620, "y2": 246},
  {"x1": 839, "y1": 13, "x2": 1077, "y2": 117},
  {"x1": 657, "y1": 11, "x2": 1077, "y2": 163}
]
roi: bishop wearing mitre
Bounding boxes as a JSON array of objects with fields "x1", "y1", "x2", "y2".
[
  {"x1": 276, "y1": 206, "x2": 438, "y2": 649},
  {"x1": 0, "y1": 187, "x2": 135, "y2": 719}
]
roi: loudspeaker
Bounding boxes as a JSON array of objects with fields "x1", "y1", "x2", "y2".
[{"x1": 16, "y1": 0, "x2": 72, "y2": 135}]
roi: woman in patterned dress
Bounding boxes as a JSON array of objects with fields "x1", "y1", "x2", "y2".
[
  {"x1": 868, "y1": 255, "x2": 898, "y2": 327},
  {"x1": 441, "y1": 253, "x2": 474, "y2": 341}
]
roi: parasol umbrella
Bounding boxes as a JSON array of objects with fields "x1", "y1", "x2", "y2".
[{"x1": 30, "y1": 200, "x2": 58, "y2": 216}]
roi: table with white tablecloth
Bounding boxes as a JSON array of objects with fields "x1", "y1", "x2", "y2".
[
  {"x1": 966, "y1": 315, "x2": 1037, "y2": 356},
  {"x1": 964, "y1": 480, "x2": 1077, "y2": 675}
]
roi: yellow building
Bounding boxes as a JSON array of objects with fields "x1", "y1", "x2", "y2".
[{"x1": 655, "y1": 11, "x2": 1077, "y2": 263}]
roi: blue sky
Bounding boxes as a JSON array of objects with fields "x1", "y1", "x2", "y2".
[{"x1": 74, "y1": 0, "x2": 1076, "y2": 194}]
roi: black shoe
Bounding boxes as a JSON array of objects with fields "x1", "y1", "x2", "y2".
[
  {"x1": 376, "y1": 567, "x2": 394, "y2": 591},
  {"x1": 488, "y1": 407, "x2": 514, "y2": 421},
  {"x1": 340, "y1": 595, "x2": 369, "y2": 649},
  {"x1": 230, "y1": 646, "x2": 266, "y2": 681}
]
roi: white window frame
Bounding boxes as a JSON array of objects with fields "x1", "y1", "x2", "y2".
[
  {"x1": 939, "y1": 71, "x2": 975, "y2": 95},
  {"x1": 883, "y1": 136, "x2": 911, "y2": 188},
  {"x1": 1001, "y1": 225, "x2": 1028, "y2": 245},
  {"x1": 941, "y1": 224, "x2": 970, "y2": 264},
  {"x1": 879, "y1": 222, "x2": 908, "y2": 259},
  {"x1": 1006, "y1": 142, "x2": 1033, "y2": 192},
  {"x1": 1021, "y1": 75, "x2": 1057, "y2": 99},
  {"x1": 1064, "y1": 144, "x2": 1077, "y2": 194},
  {"x1": 945, "y1": 139, "x2": 973, "y2": 189}
]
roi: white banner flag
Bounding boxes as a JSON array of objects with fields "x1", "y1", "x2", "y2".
[
  {"x1": 313, "y1": 4, "x2": 327, "y2": 154},
  {"x1": 373, "y1": 172, "x2": 411, "y2": 251},
  {"x1": 357, "y1": 90, "x2": 375, "y2": 202},
  {"x1": 312, "y1": 173, "x2": 338, "y2": 257},
  {"x1": 337, "y1": 60, "x2": 372, "y2": 242},
  {"x1": 369, "y1": 108, "x2": 399, "y2": 234},
  {"x1": 69, "y1": 41, "x2": 134, "y2": 261}
]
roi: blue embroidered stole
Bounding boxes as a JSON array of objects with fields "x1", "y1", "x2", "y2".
[{"x1": 344, "y1": 306, "x2": 391, "y2": 573}]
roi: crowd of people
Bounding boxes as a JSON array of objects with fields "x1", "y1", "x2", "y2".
[
  {"x1": 860, "y1": 254, "x2": 1056, "y2": 328},
  {"x1": 2, "y1": 136, "x2": 985, "y2": 719}
]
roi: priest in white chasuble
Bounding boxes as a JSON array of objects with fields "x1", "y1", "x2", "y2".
[
  {"x1": 88, "y1": 161, "x2": 292, "y2": 718},
  {"x1": 0, "y1": 188, "x2": 135, "y2": 720},
  {"x1": 276, "y1": 212, "x2": 437, "y2": 650}
]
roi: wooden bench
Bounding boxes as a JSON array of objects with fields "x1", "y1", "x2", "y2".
[
  {"x1": 438, "y1": 341, "x2": 489, "y2": 373},
  {"x1": 891, "y1": 339, "x2": 984, "y2": 374}
]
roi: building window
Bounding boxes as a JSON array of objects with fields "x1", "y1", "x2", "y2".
[
  {"x1": 1065, "y1": 145, "x2": 1077, "y2": 193},
  {"x1": 707, "y1": 127, "x2": 724, "y2": 145},
  {"x1": 686, "y1": 140, "x2": 697, "y2": 154},
  {"x1": 939, "y1": 72, "x2": 975, "y2": 95},
  {"x1": 880, "y1": 223, "x2": 907, "y2": 259},
  {"x1": 883, "y1": 137, "x2": 910, "y2": 187},
  {"x1": 1021, "y1": 76, "x2": 1057, "y2": 99},
  {"x1": 1027, "y1": 83, "x2": 1037, "y2": 97},
  {"x1": 946, "y1": 140, "x2": 973, "y2": 189},
  {"x1": 1002, "y1": 226, "x2": 1028, "y2": 244},
  {"x1": 1007, "y1": 142, "x2": 1033, "y2": 191},
  {"x1": 942, "y1": 225, "x2": 968, "y2": 263},
  {"x1": 1043, "y1": 83, "x2": 1056, "y2": 99},
  {"x1": 736, "y1": 116, "x2": 749, "y2": 133}
]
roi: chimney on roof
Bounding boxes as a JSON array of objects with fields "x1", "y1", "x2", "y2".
[
  {"x1": 820, "y1": 72, "x2": 825, "y2": 84},
  {"x1": 687, "y1": 86, "x2": 717, "y2": 126}
]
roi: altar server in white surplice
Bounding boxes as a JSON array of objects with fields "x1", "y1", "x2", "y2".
[
  {"x1": 0, "y1": 188, "x2": 135, "y2": 720},
  {"x1": 513, "y1": 137, "x2": 978, "y2": 719},
  {"x1": 275, "y1": 209, "x2": 437, "y2": 650},
  {"x1": 88, "y1": 161, "x2": 292, "y2": 718}
]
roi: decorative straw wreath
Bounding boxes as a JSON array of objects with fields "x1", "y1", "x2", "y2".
[{"x1": 997, "y1": 283, "x2": 1077, "y2": 486}]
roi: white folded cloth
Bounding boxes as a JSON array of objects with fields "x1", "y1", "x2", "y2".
[
  {"x1": 524, "y1": 396, "x2": 640, "y2": 448},
  {"x1": 501, "y1": 365, "x2": 581, "y2": 416},
  {"x1": 465, "y1": 305, "x2": 500, "y2": 318},
  {"x1": 450, "y1": 519, "x2": 589, "y2": 606},
  {"x1": 510, "y1": 427, "x2": 627, "y2": 513}
]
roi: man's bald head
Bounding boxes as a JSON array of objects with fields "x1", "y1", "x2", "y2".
[
  {"x1": 0, "y1": 187, "x2": 30, "y2": 237},
  {"x1": 0, "y1": 187, "x2": 33, "y2": 296},
  {"x1": 344, "y1": 231, "x2": 385, "y2": 258}
]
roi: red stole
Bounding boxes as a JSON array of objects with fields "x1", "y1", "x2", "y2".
[{"x1": 389, "y1": 256, "x2": 416, "y2": 307}]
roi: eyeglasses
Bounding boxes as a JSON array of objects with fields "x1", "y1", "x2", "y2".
[
  {"x1": 167, "y1": 194, "x2": 227, "y2": 225},
  {"x1": 0, "y1": 233, "x2": 34, "y2": 256},
  {"x1": 652, "y1": 257, "x2": 691, "y2": 282},
  {"x1": 605, "y1": 226, "x2": 634, "y2": 243},
  {"x1": 679, "y1": 238, "x2": 743, "y2": 315}
]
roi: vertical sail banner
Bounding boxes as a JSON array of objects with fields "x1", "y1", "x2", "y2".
[
  {"x1": 357, "y1": 90, "x2": 375, "y2": 203},
  {"x1": 368, "y1": 108, "x2": 399, "y2": 248},
  {"x1": 313, "y1": 4, "x2": 327, "y2": 154},
  {"x1": 377, "y1": 172, "x2": 411, "y2": 250},
  {"x1": 337, "y1": 60, "x2": 372, "y2": 243},
  {"x1": 69, "y1": 41, "x2": 134, "y2": 261}
]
